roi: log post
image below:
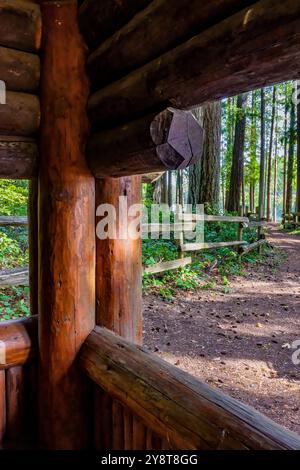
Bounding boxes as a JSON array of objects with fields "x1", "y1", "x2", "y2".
[
  {"x1": 38, "y1": 1, "x2": 95, "y2": 449},
  {"x1": 95, "y1": 176, "x2": 142, "y2": 450}
]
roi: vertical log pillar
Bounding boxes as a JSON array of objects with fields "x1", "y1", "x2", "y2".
[
  {"x1": 95, "y1": 176, "x2": 142, "y2": 450},
  {"x1": 95, "y1": 176, "x2": 142, "y2": 343},
  {"x1": 38, "y1": 1, "x2": 95, "y2": 449}
]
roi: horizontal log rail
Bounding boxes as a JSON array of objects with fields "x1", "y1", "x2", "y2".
[
  {"x1": 88, "y1": 0, "x2": 300, "y2": 128},
  {"x1": 0, "y1": 136, "x2": 38, "y2": 179},
  {"x1": 81, "y1": 326, "x2": 300, "y2": 450},
  {"x1": 181, "y1": 240, "x2": 247, "y2": 252},
  {"x1": 0, "y1": 267, "x2": 29, "y2": 287},
  {"x1": 0, "y1": 315, "x2": 37, "y2": 370},
  {"x1": 0, "y1": 216, "x2": 28, "y2": 226},
  {"x1": 87, "y1": 0, "x2": 255, "y2": 89},
  {"x1": 0, "y1": 0, "x2": 41, "y2": 53}
]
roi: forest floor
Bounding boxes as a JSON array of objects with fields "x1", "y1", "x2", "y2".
[{"x1": 143, "y1": 225, "x2": 300, "y2": 435}]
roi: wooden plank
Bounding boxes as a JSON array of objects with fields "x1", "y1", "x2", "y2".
[
  {"x1": 0, "y1": 316, "x2": 37, "y2": 370},
  {"x1": 88, "y1": 0, "x2": 300, "y2": 128},
  {"x1": 142, "y1": 222, "x2": 194, "y2": 234},
  {"x1": 0, "y1": 136, "x2": 38, "y2": 179},
  {"x1": 0, "y1": 216, "x2": 28, "y2": 226},
  {"x1": 38, "y1": 0, "x2": 95, "y2": 450},
  {"x1": 181, "y1": 241, "x2": 246, "y2": 252},
  {"x1": 28, "y1": 180, "x2": 38, "y2": 316},
  {"x1": 0, "y1": 370, "x2": 5, "y2": 444},
  {"x1": 87, "y1": 109, "x2": 204, "y2": 177},
  {"x1": 0, "y1": 92, "x2": 40, "y2": 137},
  {"x1": 0, "y1": 46, "x2": 40, "y2": 93},
  {"x1": 241, "y1": 239, "x2": 267, "y2": 255},
  {"x1": 81, "y1": 327, "x2": 300, "y2": 450},
  {"x1": 248, "y1": 221, "x2": 268, "y2": 228},
  {"x1": 0, "y1": 267, "x2": 29, "y2": 287},
  {"x1": 180, "y1": 214, "x2": 249, "y2": 223},
  {"x1": 144, "y1": 257, "x2": 192, "y2": 275},
  {"x1": 87, "y1": 0, "x2": 254, "y2": 88},
  {"x1": 0, "y1": 0, "x2": 41, "y2": 52},
  {"x1": 78, "y1": 0, "x2": 152, "y2": 50}
]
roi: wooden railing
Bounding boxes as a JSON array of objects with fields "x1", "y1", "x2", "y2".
[
  {"x1": 283, "y1": 212, "x2": 300, "y2": 229},
  {"x1": 80, "y1": 326, "x2": 300, "y2": 450},
  {"x1": 143, "y1": 213, "x2": 269, "y2": 275},
  {"x1": 0, "y1": 316, "x2": 38, "y2": 448}
]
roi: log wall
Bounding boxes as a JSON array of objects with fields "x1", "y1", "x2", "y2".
[{"x1": 0, "y1": 0, "x2": 41, "y2": 179}]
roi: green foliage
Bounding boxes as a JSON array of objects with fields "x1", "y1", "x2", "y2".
[
  {"x1": 0, "y1": 286, "x2": 30, "y2": 321},
  {"x1": 0, "y1": 180, "x2": 29, "y2": 319}
]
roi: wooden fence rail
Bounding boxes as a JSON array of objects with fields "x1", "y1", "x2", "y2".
[{"x1": 80, "y1": 326, "x2": 300, "y2": 450}]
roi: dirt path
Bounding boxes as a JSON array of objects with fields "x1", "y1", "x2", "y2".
[{"x1": 143, "y1": 226, "x2": 300, "y2": 435}]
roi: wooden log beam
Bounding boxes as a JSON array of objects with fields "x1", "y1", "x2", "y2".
[
  {"x1": 87, "y1": 110, "x2": 204, "y2": 177},
  {"x1": 38, "y1": 0, "x2": 95, "y2": 450},
  {"x1": 88, "y1": 0, "x2": 300, "y2": 128},
  {"x1": 0, "y1": 46, "x2": 40, "y2": 93},
  {"x1": 0, "y1": 316, "x2": 37, "y2": 370},
  {"x1": 88, "y1": 0, "x2": 255, "y2": 88},
  {"x1": 0, "y1": 136, "x2": 38, "y2": 179},
  {"x1": 0, "y1": 92, "x2": 40, "y2": 136},
  {"x1": 0, "y1": 0, "x2": 41, "y2": 52},
  {"x1": 78, "y1": 0, "x2": 152, "y2": 50},
  {"x1": 144, "y1": 257, "x2": 192, "y2": 275},
  {"x1": 81, "y1": 326, "x2": 300, "y2": 450}
]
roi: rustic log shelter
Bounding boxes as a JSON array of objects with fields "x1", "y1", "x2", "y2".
[{"x1": 0, "y1": 0, "x2": 300, "y2": 450}]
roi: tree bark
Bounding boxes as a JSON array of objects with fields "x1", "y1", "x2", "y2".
[
  {"x1": 286, "y1": 96, "x2": 296, "y2": 214},
  {"x1": 296, "y1": 84, "x2": 300, "y2": 213},
  {"x1": 266, "y1": 87, "x2": 276, "y2": 221},
  {"x1": 227, "y1": 94, "x2": 247, "y2": 212},
  {"x1": 259, "y1": 89, "x2": 266, "y2": 219}
]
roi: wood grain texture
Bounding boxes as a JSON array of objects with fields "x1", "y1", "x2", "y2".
[
  {"x1": 38, "y1": 0, "x2": 95, "y2": 450},
  {"x1": 0, "y1": 316, "x2": 37, "y2": 370},
  {"x1": 0, "y1": 0, "x2": 41, "y2": 52},
  {"x1": 0, "y1": 136, "x2": 37, "y2": 179},
  {"x1": 88, "y1": 0, "x2": 300, "y2": 128},
  {"x1": 87, "y1": 0, "x2": 254, "y2": 88},
  {"x1": 0, "y1": 371, "x2": 5, "y2": 445},
  {"x1": 0, "y1": 92, "x2": 40, "y2": 136},
  {"x1": 0, "y1": 46, "x2": 40, "y2": 93},
  {"x1": 88, "y1": 110, "x2": 204, "y2": 177},
  {"x1": 81, "y1": 327, "x2": 300, "y2": 450},
  {"x1": 79, "y1": 0, "x2": 151, "y2": 50},
  {"x1": 95, "y1": 176, "x2": 142, "y2": 343},
  {"x1": 28, "y1": 179, "x2": 38, "y2": 316},
  {"x1": 5, "y1": 366, "x2": 24, "y2": 440}
]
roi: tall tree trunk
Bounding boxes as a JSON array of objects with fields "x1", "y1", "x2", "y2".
[
  {"x1": 227, "y1": 93, "x2": 247, "y2": 213},
  {"x1": 266, "y1": 87, "x2": 276, "y2": 221},
  {"x1": 168, "y1": 170, "x2": 173, "y2": 207},
  {"x1": 161, "y1": 171, "x2": 168, "y2": 204},
  {"x1": 273, "y1": 108, "x2": 278, "y2": 222},
  {"x1": 282, "y1": 85, "x2": 289, "y2": 216},
  {"x1": 259, "y1": 89, "x2": 266, "y2": 220},
  {"x1": 189, "y1": 102, "x2": 221, "y2": 209},
  {"x1": 176, "y1": 170, "x2": 184, "y2": 207},
  {"x1": 296, "y1": 84, "x2": 300, "y2": 213},
  {"x1": 286, "y1": 97, "x2": 296, "y2": 214}
]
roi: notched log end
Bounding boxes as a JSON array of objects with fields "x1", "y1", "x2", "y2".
[{"x1": 152, "y1": 109, "x2": 204, "y2": 170}]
